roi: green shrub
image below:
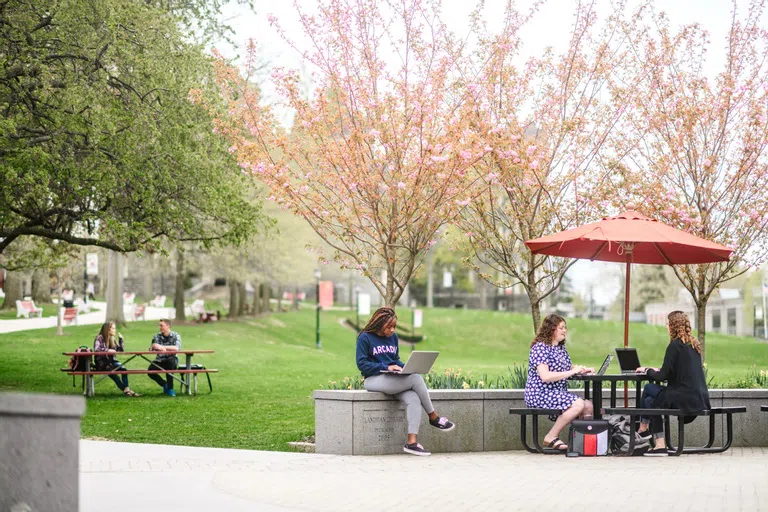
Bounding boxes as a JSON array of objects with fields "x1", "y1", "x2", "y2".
[{"x1": 325, "y1": 365, "x2": 586, "y2": 390}]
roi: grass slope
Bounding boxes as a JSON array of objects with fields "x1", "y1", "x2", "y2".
[{"x1": 0, "y1": 307, "x2": 765, "y2": 450}]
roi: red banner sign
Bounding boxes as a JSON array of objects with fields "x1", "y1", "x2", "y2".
[{"x1": 319, "y1": 281, "x2": 334, "y2": 309}]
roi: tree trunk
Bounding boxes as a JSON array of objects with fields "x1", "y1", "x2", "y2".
[
  {"x1": 527, "y1": 259, "x2": 541, "y2": 334},
  {"x1": 32, "y1": 268, "x2": 52, "y2": 304},
  {"x1": 252, "y1": 281, "x2": 261, "y2": 315},
  {"x1": 105, "y1": 251, "x2": 125, "y2": 324},
  {"x1": 238, "y1": 281, "x2": 247, "y2": 316},
  {"x1": 0, "y1": 271, "x2": 23, "y2": 309},
  {"x1": 55, "y1": 270, "x2": 63, "y2": 336},
  {"x1": 263, "y1": 284, "x2": 271, "y2": 313},
  {"x1": 696, "y1": 301, "x2": 707, "y2": 362},
  {"x1": 293, "y1": 285, "x2": 300, "y2": 311},
  {"x1": 143, "y1": 256, "x2": 154, "y2": 303},
  {"x1": 228, "y1": 281, "x2": 239, "y2": 317},
  {"x1": 174, "y1": 248, "x2": 186, "y2": 322},
  {"x1": 530, "y1": 299, "x2": 542, "y2": 335},
  {"x1": 427, "y1": 252, "x2": 434, "y2": 308},
  {"x1": 277, "y1": 285, "x2": 284, "y2": 312},
  {"x1": 480, "y1": 279, "x2": 488, "y2": 310}
]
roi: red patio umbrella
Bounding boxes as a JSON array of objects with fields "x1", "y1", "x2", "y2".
[{"x1": 525, "y1": 205, "x2": 732, "y2": 403}]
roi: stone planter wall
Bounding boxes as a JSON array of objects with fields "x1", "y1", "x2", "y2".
[
  {"x1": 313, "y1": 388, "x2": 768, "y2": 455},
  {"x1": 0, "y1": 392, "x2": 86, "y2": 512}
]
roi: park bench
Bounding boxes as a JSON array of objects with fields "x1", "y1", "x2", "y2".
[
  {"x1": 61, "y1": 307, "x2": 78, "y2": 325},
  {"x1": 62, "y1": 350, "x2": 217, "y2": 397},
  {"x1": 16, "y1": 300, "x2": 43, "y2": 318},
  {"x1": 602, "y1": 406, "x2": 747, "y2": 456},
  {"x1": 132, "y1": 304, "x2": 146, "y2": 321},
  {"x1": 762, "y1": 405, "x2": 768, "y2": 412},
  {"x1": 508, "y1": 408, "x2": 567, "y2": 454}
]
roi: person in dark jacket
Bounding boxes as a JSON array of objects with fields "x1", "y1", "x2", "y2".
[
  {"x1": 636, "y1": 310, "x2": 710, "y2": 456},
  {"x1": 356, "y1": 307, "x2": 455, "y2": 456}
]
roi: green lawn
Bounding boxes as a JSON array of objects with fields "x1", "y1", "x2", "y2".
[{"x1": 0, "y1": 307, "x2": 765, "y2": 451}]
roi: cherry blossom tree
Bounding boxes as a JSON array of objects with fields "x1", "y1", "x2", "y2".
[
  {"x1": 612, "y1": 0, "x2": 768, "y2": 358},
  {"x1": 203, "y1": 0, "x2": 498, "y2": 306},
  {"x1": 456, "y1": 0, "x2": 637, "y2": 332}
]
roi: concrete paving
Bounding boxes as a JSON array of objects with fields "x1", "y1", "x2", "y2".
[
  {"x1": 0, "y1": 302, "x2": 176, "y2": 334},
  {"x1": 80, "y1": 440, "x2": 768, "y2": 512}
]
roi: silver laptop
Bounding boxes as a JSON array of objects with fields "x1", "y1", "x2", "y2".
[
  {"x1": 596, "y1": 354, "x2": 614, "y2": 376},
  {"x1": 380, "y1": 351, "x2": 439, "y2": 375},
  {"x1": 615, "y1": 348, "x2": 644, "y2": 375}
]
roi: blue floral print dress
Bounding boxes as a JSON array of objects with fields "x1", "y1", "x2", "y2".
[{"x1": 524, "y1": 342, "x2": 578, "y2": 419}]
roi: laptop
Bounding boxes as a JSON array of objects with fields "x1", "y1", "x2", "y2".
[
  {"x1": 380, "y1": 351, "x2": 439, "y2": 375},
  {"x1": 596, "y1": 354, "x2": 614, "y2": 376},
  {"x1": 615, "y1": 348, "x2": 644, "y2": 375}
]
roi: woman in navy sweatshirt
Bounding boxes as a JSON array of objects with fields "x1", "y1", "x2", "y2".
[{"x1": 356, "y1": 307, "x2": 455, "y2": 456}]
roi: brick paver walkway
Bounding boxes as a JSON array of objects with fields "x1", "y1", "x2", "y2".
[{"x1": 81, "y1": 440, "x2": 768, "y2": 511}]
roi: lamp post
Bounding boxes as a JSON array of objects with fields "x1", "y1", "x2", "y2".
[{"x1": 314, "y1": 268, "x2": 322, "y2": 349}]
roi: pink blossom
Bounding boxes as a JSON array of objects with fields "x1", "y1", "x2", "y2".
[
  {"x1": 703, "y1": 159, "x2": 712, "y2": 167},
  {"x1": 456, "y1": 198, "x2": 471, "y2": 206},
  {"x1": 460, "y1": 150, "x2": 473, "y2": 160},
  {"x1": 530, "y1": 160, "x2": 539, "y2": 169},
  {"x1": 431, "y1": 155, "x2": 450, "y2": 163},
  {"x1": 396, "y1": 182, "x2": 406, "y2": 189}
]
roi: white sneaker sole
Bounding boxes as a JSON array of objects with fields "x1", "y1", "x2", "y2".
[
  {"x1": 643, "y1": 452, "x2": 668, "y2": 457},
  {"x1": 403, "y1": 447, "x2": 431, "y2": 456},
  {"x1": 435, "y1": 424, "x2": 455, "y2": 432}
]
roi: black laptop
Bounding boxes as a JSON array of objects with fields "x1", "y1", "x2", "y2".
[{"x1": 615, "y1": 348, "x2": 644, "y2": 375}]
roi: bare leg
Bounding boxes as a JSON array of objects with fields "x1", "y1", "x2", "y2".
[
  {"x1": 543, "y1": 399, "x2": 585, "y2": 445},
  {"x1": 580, "y1": 400, "x2": 594, "y2": 419}
]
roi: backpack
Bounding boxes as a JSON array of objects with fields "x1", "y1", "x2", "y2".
[
  {"x1": 567, "y1": 419, "x2": 610, "y2": 456},
  {"x1": 69, "y1": 346, "x2": 93, "y2": 372},
  {"x1": 605, "y1": 414, "x2": 650, "y2": 455}
]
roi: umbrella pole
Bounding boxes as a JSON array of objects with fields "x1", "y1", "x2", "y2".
[{"x1": 624, "y1": 256, "x2": 631, "y2": 407}]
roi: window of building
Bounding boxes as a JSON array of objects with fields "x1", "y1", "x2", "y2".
[{"x1": 712, "y1": 310, "x2": 721, "y2": 330}]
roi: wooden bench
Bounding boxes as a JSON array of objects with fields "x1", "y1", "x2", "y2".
[
  {"x1": 64, "y1": 368, "x2": 218, "y2": 395},
  {"x1": 602, "y1": 406, "x2": 747, "y2": 456},
  {"x1": 63, "y1": 350, "x2": 216, "y2": 397},
  {"x1": 16, "y1": 300, "x2": 43, "y2": 318},
  {"x1": 509, "y1": 408, "x2": 565, "y2": 455},
  {"x1": 62, "y1": 307, "x2": 78, "y2": 325}
]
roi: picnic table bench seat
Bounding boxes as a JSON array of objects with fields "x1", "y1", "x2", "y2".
[
  {"x1": 509, "y1": 408, "x2": 565, "y2": 455},
  {"x1": 602, "y1": 406, "x2": 747, "y2": 456}
]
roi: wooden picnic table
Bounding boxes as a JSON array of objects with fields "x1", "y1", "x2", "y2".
[{"x1": 63, "y1": 350, "x2": 216, "y2": 397}]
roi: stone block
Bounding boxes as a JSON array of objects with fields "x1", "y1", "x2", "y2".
[
  {"x1": 314, "y1": 398, "x2": 354, "y2": 455},
  {"x1": 0, "y1": 392, "x2": 85, "y2": 512},
  {"x1": 722, "y1": 389, "x2": 768, "y2": 447}
]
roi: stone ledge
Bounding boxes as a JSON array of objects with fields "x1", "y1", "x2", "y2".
[
  {"x1": 314, "y1": 388, "x2": 768, "y2": 455},
  {"x1": 0, "y1": 391, "x2": 86, "y2": 418}
]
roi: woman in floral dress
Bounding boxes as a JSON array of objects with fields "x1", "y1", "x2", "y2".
[{"x1": 524, "y1": 314, "x2": 594, "y2": 451}]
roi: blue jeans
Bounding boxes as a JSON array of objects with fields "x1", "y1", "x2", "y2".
[
  {"x1": 641, "y1": 383, "x2": 665, "y2": 434},
  {"x1": 107, "y1": 364, "x2": 129, "y2": 391}
]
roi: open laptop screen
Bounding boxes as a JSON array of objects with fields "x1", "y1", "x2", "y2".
[{"x1": 615, "y1": 348, "x2": 641, "y2": 372}]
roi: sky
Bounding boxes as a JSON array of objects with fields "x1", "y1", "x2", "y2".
[{"x1": 217, "y1": 0, "x2": 748, "y2": 305}]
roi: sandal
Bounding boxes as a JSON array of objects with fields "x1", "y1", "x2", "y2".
[
  {"x1": 123, "y1": 389, "x2": 142, "y2": 397},
  {"x1": 545, "y1": 437, "x2": 568, "y2": 451}
]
